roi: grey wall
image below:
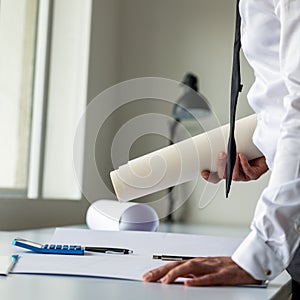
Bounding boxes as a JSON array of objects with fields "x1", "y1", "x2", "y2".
[
  {"x1": 91, "y1": 0, "x2": 269, "y2": 226},
  {"x1": 118, "y1": 0, "x2": 255, "y2": 123},
  {"x1": 84, "y1": 0, "x2": 121, "y2": 201}
]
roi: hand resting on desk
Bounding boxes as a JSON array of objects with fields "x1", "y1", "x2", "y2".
[
  {"x1": 143, "y1": 256, "x2": 261, "y2": 286},
  {"x1": 143, "y1": 153, "x2": 268, "y2": 286}
]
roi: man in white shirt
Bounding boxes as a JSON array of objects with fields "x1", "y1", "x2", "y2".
[{"x1": 143, "y1": 0, "x2": 300, "y2": 297}]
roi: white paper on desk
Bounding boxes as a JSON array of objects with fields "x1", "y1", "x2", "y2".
[
  {"x1": 12, "y1": 228, "x2": 243, "y2": 281},
  {"x1": 0, "y1": 256, "x2": 14, "y2": 275},
  {"x1": 51, "y1": 228, "x2": 242, "y2": 257},
  {"x1": 13, "y1": 254, "x2": 167, "y2": 281}
]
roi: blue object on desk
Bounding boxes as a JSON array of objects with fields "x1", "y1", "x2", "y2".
[
  {"x1": 12, "y1": 238, "x2": 84, "y2": 255},
  {"x1": 12, "y1": 238, "x2": 133, "y2": 255}
]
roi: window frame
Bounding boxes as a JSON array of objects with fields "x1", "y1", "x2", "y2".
[
  {"x1": 27, "y1": 0, "x2": 52, "y2": 199},
  {"x1": 0, "y1": 0, "x2": 92, "y2": 230}
]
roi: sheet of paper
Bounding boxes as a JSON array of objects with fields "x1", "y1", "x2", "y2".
[
  {"x1": 52, "y1": 228, "x2": 243, "y2": 257},
  {"x1": 12, "y1": 228, "x2": 243, "y2": 281},
  {"x1": 0, "y1": 255, "x2": 18, "y2": 276},
  {"x1": 0, "y1": 256, "x2": 13, "y2": 276}
]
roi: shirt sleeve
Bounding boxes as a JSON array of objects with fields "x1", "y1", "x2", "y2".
[{"x1": 232, "y1": 0, "x2": 300, "y2": 281}]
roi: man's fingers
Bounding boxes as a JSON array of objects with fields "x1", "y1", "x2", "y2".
[
  {"x1": 232, "y1": 153, "x2": 242, "y2": 180},
  {"x1": 184, "y1": 273, "x2": 225, "y2": 286},
  {"x1": 201, "y1": 170, "x2": 222, "y2": 184},
  {"x1": 160, "y1": 259, "x2": 210, "y2": 284},
  {"x1": 201, "y1": 152, "x2": 227, "y2": 184},
  {"x1": 216, "y1": 152, "x2": 227, "y2": 179},
  {"x1": 143, "y1": 261, "x2": 182, "y2": 282},
  {"x1": 238, "y1": 153, "x2": 254, "y2": 179},
  {"x1": 201, "y1": 152, "x2": 267, "y2": 183},
  {"x1": 143, "y1": 258, "x2": 212, "y2": 284},
  {"x1": 144, "y1": 256, "x2": 260, "y2": 286}
]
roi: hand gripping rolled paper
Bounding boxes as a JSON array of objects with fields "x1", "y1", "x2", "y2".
[{"x1": 110, "y1": 114, "x2": 262, "y2": 202}]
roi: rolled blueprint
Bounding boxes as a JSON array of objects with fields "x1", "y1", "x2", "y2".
[
  {"x1": 110, "y1": 114, "x2": 262, "y2": 202},
  {"x1": 86, "y1": 200, "x2": 159, "y2": 231}
]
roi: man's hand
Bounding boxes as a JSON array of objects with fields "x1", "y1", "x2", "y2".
[
  {"x1": 201, "y1": 152, "x2": 268, "y2": 184},
  {"x1": 143, "y1": 256, "x2": 260, "y2": 286}
]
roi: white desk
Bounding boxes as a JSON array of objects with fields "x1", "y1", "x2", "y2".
[{"x1": 0, "y1": 224, "x2": 291, "y2": 300}]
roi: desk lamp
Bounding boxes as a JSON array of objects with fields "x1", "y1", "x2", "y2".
[{"x1": 167, "y1": 73, "x2": 210, "y2": 221}]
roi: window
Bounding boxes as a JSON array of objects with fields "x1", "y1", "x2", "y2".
[
  {"x1": 0, "y1": 0, "x2": 38, "y2": 196},
  {"x1": 0, "y1": 0, "x2": 91, "y2": 201}
]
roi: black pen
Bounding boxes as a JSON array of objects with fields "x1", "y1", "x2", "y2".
[
  {"x1": 85, "y1": 247, "x2": 133, "y2": 254},
  {"x1": 153, "y1": 255, "x2": 195, "y2": 261}
]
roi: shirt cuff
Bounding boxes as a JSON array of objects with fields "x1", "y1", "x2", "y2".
[{"x1": 232, "y1": 231, "x2": 285, "y2": 281}]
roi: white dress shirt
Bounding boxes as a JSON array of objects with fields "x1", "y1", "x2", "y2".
[{"x1": 231, "y1": 0, "x2": 300, "y2": 280}]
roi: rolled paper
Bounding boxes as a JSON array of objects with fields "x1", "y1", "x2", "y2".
[
  {"x1": 110, "y1": 114, "x2": 262, "y2": 202},
  {"x1": 86, "y1": 200, "x2": 159, "y2": 231}
]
